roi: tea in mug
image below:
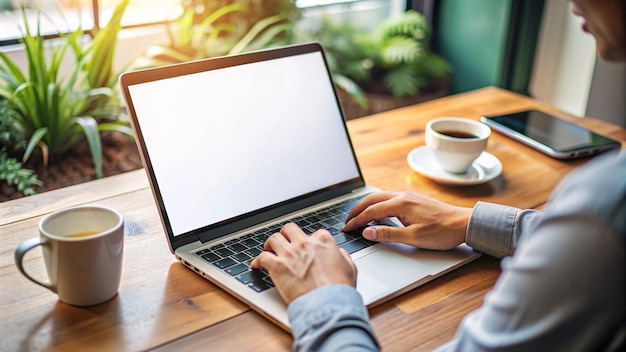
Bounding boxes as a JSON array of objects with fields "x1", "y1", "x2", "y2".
[
  {"x1": 15, "y1": 205, "x2": 124, "y2": 306},
  {"x1": 66, "y1": 230, "x2": 100, "y2": 238}
]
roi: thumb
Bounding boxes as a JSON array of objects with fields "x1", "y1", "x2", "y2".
[{"x1": 362, "y1": 226, "x2": 405, "y2": 243}]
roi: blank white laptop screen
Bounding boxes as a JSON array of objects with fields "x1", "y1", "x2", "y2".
[{"x1": 127, "y1": 52, "x2": 360, "y2": 236}]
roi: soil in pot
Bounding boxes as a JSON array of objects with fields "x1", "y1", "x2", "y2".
[{"x1": 0, "y1": 132, "x2": 143, "y2": 202}]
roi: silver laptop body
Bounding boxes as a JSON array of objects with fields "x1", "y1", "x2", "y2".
[{"x1": 119, "y1": 42, "x2": 480, "y2": 330}]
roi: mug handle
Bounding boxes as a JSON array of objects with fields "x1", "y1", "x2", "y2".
[{"x1": 14, "y1": 237, "x2": 56, "y2": 293}]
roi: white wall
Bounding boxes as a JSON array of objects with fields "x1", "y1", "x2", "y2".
[
  {"x1": 586, "y1": 54, "x2": 626, "y2": 127},
  {"x1": 530, "y1": 0, "x2": 626, "y2": 127},
  {"x1": 529, "y1": 0, "x2": 596, "y2": 117}
]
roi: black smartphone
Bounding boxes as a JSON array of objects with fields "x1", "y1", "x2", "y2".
[{"x1": 480, "y1": 110, "x2": 621, "y2": 159}]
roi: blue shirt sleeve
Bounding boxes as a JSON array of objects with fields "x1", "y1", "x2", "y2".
[
  {"x1": 437, "y1": 150, "x2": 626, "y2": 351},
  {"x1": 288, "y1": 284, "x2": 380, "y2": 351},
  {"x1": 466, "y1": 202, "x2": 543, "y2": 258},
  {"x1": 288, "y1": 151, "x2": 626, "y2": 351}
]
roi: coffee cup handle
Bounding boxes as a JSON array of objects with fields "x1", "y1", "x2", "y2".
[{"x1": 14, "y1": 237, "x2": 56, "y2": 293}]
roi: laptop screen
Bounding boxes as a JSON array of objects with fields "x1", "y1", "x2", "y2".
[{"x1": 124, "y1": 47, "x2": 361, "y2": 238}]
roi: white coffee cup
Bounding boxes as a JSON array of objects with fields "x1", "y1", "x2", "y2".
[
  {"x1": 14, "y1": 206, "x2": 124, "y2": 306},
  {"x1": 425, "y1": 117, "x2": 491, "y2": 173}
]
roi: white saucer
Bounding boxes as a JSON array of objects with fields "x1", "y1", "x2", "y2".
[{"x1": 407, "y1": 146, "x2": 502, "y2": 186}]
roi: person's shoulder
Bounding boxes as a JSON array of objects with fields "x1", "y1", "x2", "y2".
[
  {"x1": 553, "y1": 150, "x2": 625, "y2": 200},
  {"x1": 572, "y1": 149, "x2": 626, "y2": 182},
  {"x1": 546, "y1": 150, "x2": 626, "y2": 239}
]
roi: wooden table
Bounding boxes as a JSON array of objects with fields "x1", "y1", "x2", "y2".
[{"x1": 1, "y1": 87, "x2": 625, "y2": 351}]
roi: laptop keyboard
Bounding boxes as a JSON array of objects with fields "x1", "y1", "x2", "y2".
[{"x1": 194, "y1": 195, "x2": 377, "y2": 292}]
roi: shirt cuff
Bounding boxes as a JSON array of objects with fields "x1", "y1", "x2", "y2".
[
  {"x1": 288, "y1": 284, "x2": 375, "y2": 347},
  {"x1": 466, "y1": 201, "x2": 519, "y2": 258}
]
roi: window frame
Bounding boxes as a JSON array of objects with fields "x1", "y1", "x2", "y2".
[{"x1": 1, "y1": 0, "x2": 412, "y2": 47}]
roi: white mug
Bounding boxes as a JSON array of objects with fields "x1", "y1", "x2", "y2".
[
  {"x1": 14, "y1": 206, "x2": 124, "y2": 306},
  {"x1": 425, "y1": 117, "x2": 491, "y2": 173}
]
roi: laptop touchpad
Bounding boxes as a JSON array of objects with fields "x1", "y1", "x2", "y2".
[
  {"x1": 355, "y1": 269, "x2": 390, "y2": 304},
  {"x1": 354, "y1": 244, "x2": 444, "y2": 304}
]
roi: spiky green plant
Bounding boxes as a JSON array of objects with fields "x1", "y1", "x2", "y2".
[
  {"x1": 131, "y1": 3, "x2": 296, "y2": 69},
  {"x1": 0, "y1": 0, "x2": 132, "y2": 178}
]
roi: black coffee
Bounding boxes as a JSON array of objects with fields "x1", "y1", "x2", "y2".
[{"x1": 438, "y1": 130, "x2": 478, "y2": 139}]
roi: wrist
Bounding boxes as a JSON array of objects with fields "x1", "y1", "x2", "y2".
[{"x1": 453, "y1": 206, "x2": 473, "y2": 244}]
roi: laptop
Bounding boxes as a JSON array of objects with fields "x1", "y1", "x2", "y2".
[{"x1": 119, "y1": 42, "x2": 480, "y2": 330}]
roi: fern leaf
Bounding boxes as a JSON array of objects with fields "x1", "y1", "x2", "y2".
[
  {"x1": 385, "y1": 65, "x2": 422, "y2": 98},
  {"x1": 381, "y1": 37, "x2": 424, "y2": 66}
]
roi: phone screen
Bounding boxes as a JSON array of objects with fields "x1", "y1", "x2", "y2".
[{"x1": 484, "y1": 110, "x2": 620, "y2": 154}]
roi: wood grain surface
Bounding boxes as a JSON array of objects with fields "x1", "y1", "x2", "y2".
[{"x1": 1, "y1": 87, "x2": 624, "y2": 352}]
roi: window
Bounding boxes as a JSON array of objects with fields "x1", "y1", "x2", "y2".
[
  {"x1": 299, "y1": 0, "x2": 405, "y2": 30},
  {"x1": 1, "y1": 0, "x2": 405, "y2": 45},
  {"x1": 0, "y1": 0, "x2": 180, "y2": 44}
]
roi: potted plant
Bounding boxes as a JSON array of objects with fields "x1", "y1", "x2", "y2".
[
  {"x1": 295, "y1": 10, "x2": 452, "y2": 119},
  {"x1": 0, "y1": 0, "x2": 133, "y2": 182},
  {"x1": 178, "y1": 0, "x2": 300, "y2": 38},
  {"x1": 131, "y1": 1, "x2": 300, "y2": 69}
]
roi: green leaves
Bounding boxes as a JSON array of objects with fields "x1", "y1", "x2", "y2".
[
  {"x1": 23, "y1": 127, "x2": 48, "y2": 166},
  {"x1": 0, "y1": 99, "x2": 26, "y2": 150},
  {"x1": 333, "y1": 74, "x2": 367, "y2": 109},
  {"x1": 297, "y1": 10, "x2": 451, "y2": 101},
  {"x1": 228, "y1": 13, "x2": 291, "y2": 55},
  {"x1": 385, "y1": 64, "x2": 421, "y2": 98},
  {"x1": 76, "y1": 116, "x2": 102, "y2": 178},
  {"x1": 380, "y1": 37, "x2": 424, "y2": 66},
  {"x1": 377, "y1": 9, "x2": 430, "y2": 43},
  {"x1": 86, "y1": 0, "x2": 129, "y2": 88},
  {"x1": 0, "y1": 101, "x2": 41, "y2": 196},
  {"x1": 132, "y1": 3, "x2": 294, "y2": 70},
  {"x1": 0, "y1": 148, "x2": 42, "y2": 196},
  {"x1": 0, "y1": 1, "x2": 130, "y2": 180}
]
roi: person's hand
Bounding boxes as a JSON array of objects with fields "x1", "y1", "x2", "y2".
[
  {"x1": 343, "y1": 191, "x2": 472, "y2": 250},
  {"x1": 251, "y1": 223, "x2": 357, "y2": 304}
]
